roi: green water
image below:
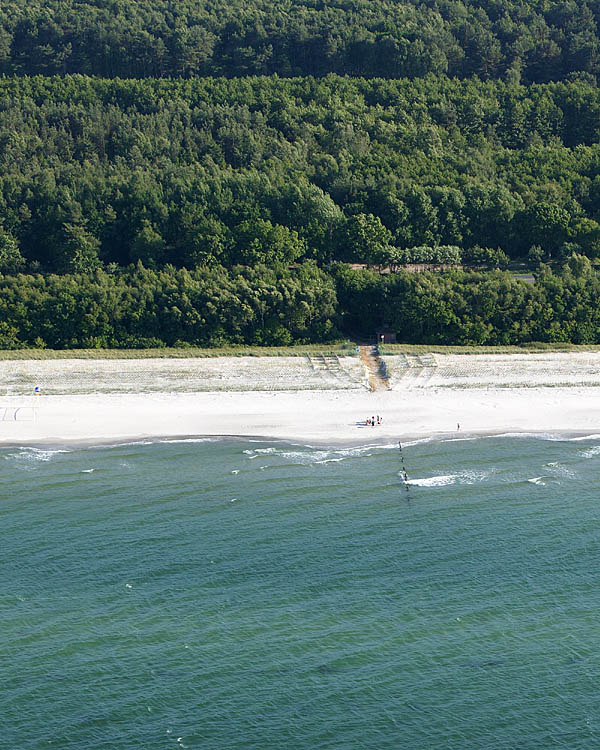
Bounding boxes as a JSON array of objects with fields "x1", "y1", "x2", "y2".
[{"x1": 3, "y1": 436, "x2": 600, "y2": 749}]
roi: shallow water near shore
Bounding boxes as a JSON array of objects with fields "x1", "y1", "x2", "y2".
[{"x1": 3, "y1": 435, "x2": 600, "y2": 748}]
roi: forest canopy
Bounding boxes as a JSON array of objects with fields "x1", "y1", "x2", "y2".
[
  {"x1": 3, "y1": 4, "x2": 600, "y2": 347},
  {"x1": 0, "y1": 0, "x2": 600, "y2": 84},
  {"x1": 1, "y1": 75, "x2": 600, "y2": 275},
  {"x1": 2, "y1": 259, "x2": 600, "y2": 349}
]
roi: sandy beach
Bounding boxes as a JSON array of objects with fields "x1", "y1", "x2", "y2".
[{"x1": 2, "y1": 351, "x2": 600, "y2": 446}]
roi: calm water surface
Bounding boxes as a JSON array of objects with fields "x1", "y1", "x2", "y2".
[{"x1": 2, "y1": 435, "x2": 600, "y2": 749}]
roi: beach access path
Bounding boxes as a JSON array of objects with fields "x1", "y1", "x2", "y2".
[{"x1": 1, "y1": 352, "x2": 600, "y2": 445}]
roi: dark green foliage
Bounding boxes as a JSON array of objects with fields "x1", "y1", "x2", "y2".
[
  {"x1": 3, "y1": 255, "x2": 600, "y2": 348},
  {"x1": 2, "y1": 75, "x2": 600, "y2": 274},
  {"x1": 0, "y1": 228, "x2": 25, "y2": 273},
  {"x1": 395, "y1": 246, "x2": 463, "y2": 266},
  {"x1": 0, "y1": 263, "x2": 339, "y2": 348},
  {"x1": 462, "y1": 246, "x2": 510, "y2": 268},
  {"x1": 2, "y1": 0, "x2": 600, "y2": 84},
  {"x1": 0, "y1": 19, "x2": 599, "y2": 350},
  {"x1": 334, "y1": 257, "x2": 600, "y2": 345},
  {"x1": 340, "y1": 214, "x2": 393, "y2": 264}
]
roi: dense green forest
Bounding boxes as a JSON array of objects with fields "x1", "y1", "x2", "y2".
[
  {"x1": 1, "y1": 0, "x2": 600, "y2": 84},
  {"x1": 0, "y1": 263, "x2": 338, "y2": 348},
  {"x1": 2, "y1": 2, "x2": 600, "y2": 347},
  {"x1": 1, "y1": 74, "x2": 600, "y2": 276},
  {"x1": 2, "y1": 257, "x2": 599, "y2": 348}
]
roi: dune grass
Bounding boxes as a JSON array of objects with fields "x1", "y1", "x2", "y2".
[
  {"x1": 378, "y1": 342, "x2": 600, "y2": 355},
  {"x1": 0, "y1": 342, "x2": 359, "y2": 360},
  {"x1": 2, "y1": 340, "x2": 600, "y2": 360}
]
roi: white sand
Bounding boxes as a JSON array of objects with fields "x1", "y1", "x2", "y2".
[{"x1": 1, "y1": 352, "x2": 600, "y2": 446}]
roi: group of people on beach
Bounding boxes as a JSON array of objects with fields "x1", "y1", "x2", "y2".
[{"x1": 366, "y1": 415, "x2": 382, "y2": 426}]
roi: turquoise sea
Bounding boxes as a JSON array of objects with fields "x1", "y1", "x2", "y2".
[{"x1": 3, "y1": 435, "x2": 600, "y2": 749}]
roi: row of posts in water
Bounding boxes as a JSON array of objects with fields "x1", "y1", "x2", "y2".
[{"x1": 399, "y1": 441, "x2": 410, "y2": 498}]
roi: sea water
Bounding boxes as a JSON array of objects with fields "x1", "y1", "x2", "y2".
[{"x1": 2, "y1": 435, "x2": 600, "y2": 749}]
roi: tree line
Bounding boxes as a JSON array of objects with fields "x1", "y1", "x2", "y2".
[
  {"x1": 335, "y1": 256, "x2": 600, "y2": 345},
  {"x1": 0, "y1": 263, "x2": 337, "y2": 349},
  {"x1": 1, "y1": 0, "x2": 600, "y2": 84},
  {"x1": 2, "y1": 257, "x2": 600, "y2": 348},
  {"x1": 1, "y1": 75, "x2": 600, "y2": 276}
]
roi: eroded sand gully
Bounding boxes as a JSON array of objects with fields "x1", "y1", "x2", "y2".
[{"x1": 1, "y1": 352, "x2": 600, "y2": 445}]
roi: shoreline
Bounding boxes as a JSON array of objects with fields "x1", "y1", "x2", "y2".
[
  {"x1": 2, "y1": 352, "x2": 600, "y2": 448},
  {"x1": 3, "y1": 428, "x2": 600, "y2": 452}
]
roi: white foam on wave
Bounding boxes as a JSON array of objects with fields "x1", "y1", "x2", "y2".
[
  {"x1": 442, "y1": 436, "x2": 480, "y2": 443},
  {"x1": 528, "y1": 464, "x2": 572, "y2": 483},
  {"x1": 364, "y1": 442, "x2": 403, "y2": 451},
  {"x1": 289, "y1": 445, "x2": 380, "y2": 464},
  {"x1": 314, "y1": 456, "x2": 365, "y2": 464},
  {"x1": 527, "y1": 475, "x2": 563, "y2": 485},
  {"x1": 579, "y1": 444, "x2": 600, "y2": 459},
  {"x1": 159, "y1": 437, "x2": 219, "y2": 444},
  {"x1": 281, "y1": 450, "x2": 324, "y2": 463},
  {"x1": 491, "y1": 432, "x2": 567, "y2": 442},
  {"x1": 407, "y1": 474, "x2": 458, "y2": 487},
  {"x1": 464, "y1": 469, "x2": 494, "y2": 483},
  {"x1": 5, "y1": 447, "x2": 70, "y2": 463},
  {"x1": 528, "y1": 476, "x2": 547, "y2": 485},
  {"x1": 114, "y1": 439, "x2": 154, "y2": 447},
  {"x1": 405, "y1": 469, "x2": 491, "y2": 487},
  {"x1": 245, "y1": 438, "x2": 281, "y2": 443},
  {"x1": 398, "y1": 437, "x2": 436, "y2": 448},
  {"x1": 244, "y1": 443, "x2": 385, "y2": 465},
  {"x1": 546, "y1": 463, "x2": 576, "y2": 478}
]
